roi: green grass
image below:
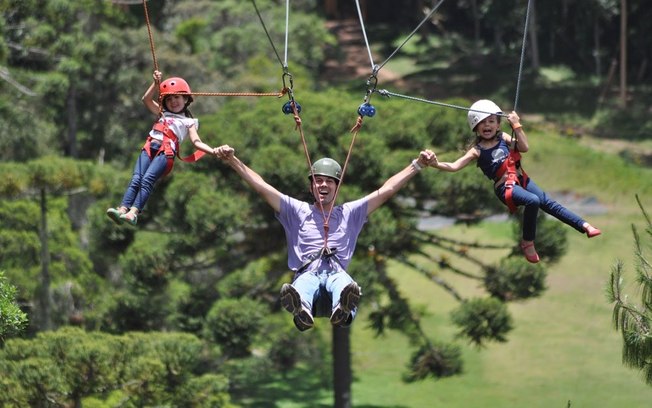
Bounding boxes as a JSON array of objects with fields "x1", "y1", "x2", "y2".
[{"x1": 274, "y1": 131, "x2": 652, "y2": 407}]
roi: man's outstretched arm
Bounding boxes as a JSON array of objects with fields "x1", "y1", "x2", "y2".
[
  {"x1": 365, "y1": 150, "x2": 436, "y2": 215},
  {"x1": 215, "y1": 145, "x2": 283, "y2": 212}
]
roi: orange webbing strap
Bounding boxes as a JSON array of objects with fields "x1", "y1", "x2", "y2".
[
  {"x1": 161, "y1": 90, "x2": 288, "y2": 98},
  {"x1": 503, "y1": 176, "x2": 518, "y2": 214},
  {"x1": 495, "y1": 150, "x2": 528, "y2": 214},
  {"x1": 150, "y1": 122, "x2": 206, "y2": 175},
  {"x1": 322, "y1": 114, "x2": 362, "y2": 239},
  {"x1": 142, "y1": 0, "x2": 158, "y2": 73},
  {"x1": 142, "y1": 136, "x2": 175, "y2": 177}
]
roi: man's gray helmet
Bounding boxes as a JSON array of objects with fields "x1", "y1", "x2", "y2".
[
  {"x1": 309, "y1": 158, "x2": 342, "y2": 182},
  {"x1": 467, "y1": 99, "x2": 503, "y2": 131}
]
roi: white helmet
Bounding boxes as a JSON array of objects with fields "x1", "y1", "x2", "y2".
[{"x1": 467, "y1": 99, "x2": 503, "y2": 131}]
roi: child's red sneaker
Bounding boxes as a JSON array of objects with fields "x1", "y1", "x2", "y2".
[
  {"x1": 520, "y1": 241, "x2": 540, "y2": 264},
  {"x1": 584, "y1": 224, "x2": 601, "y2": 238}
]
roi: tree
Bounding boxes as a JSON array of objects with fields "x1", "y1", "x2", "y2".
[
  {"x1": 607, "y1": 195, "x2": 652, "y2": 385},
  {"x1": 0, "y1": 328, "x2": 235, "y2": 407},
  {"x1": 0, "y1": 270, "x2": 28, "y2": 344},
  {"x1": 0, "y1": 157, "x2": 111, "y2": 332}
]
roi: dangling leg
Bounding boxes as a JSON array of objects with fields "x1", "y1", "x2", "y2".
[
  {"x1": 526, "y1": 180, "x2": 601, "y2": 238},
  {"x1": 326, "y1": 269, "x2": 361, "y2": 327},
  {"x1": 501, "y1": 184, "x2": 541, "y2": 263},
  {"x1": 280, "y1": 271, "x2": 319, "y2": 331},
  {"x1": 107, "y1": 148, "x2": 152, "y2": 225},
  {"x1": 120, "y1": 151, "x2": 168, "y2": 226}
]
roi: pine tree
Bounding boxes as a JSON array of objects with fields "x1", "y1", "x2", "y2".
[{"x1": 607, "y1": 195, "x2": 652, "y2": 385}]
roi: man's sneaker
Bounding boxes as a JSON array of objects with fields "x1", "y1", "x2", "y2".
[
  {"x1": 330, "y1": 282, "x2": 361, "y2": 327},
  {"x1": 280, "y1": 283, "x2": 314, "y2": 331}
]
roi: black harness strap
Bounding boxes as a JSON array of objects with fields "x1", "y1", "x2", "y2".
[{"x1": 293, "y1": 247, "x2": 342, "y2": 280}]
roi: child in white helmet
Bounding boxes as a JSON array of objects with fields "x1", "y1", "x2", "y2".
[
  {"x1": 429, "y1": 99, "x2": 601, "y2": 263},
  {"x1": 106, "y1": 70, "x2": 219, "y2": 226},
  {"x1": 215, "y1": 146, "x2": 437, "y2": 331}
]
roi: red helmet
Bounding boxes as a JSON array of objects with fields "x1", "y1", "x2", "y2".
[{"x1": 159, "y1": 77, "x2": 193, "y2": 104}]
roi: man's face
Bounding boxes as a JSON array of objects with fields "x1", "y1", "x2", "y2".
[{"x1": 310, "y1": 175, "x2": 338, "y2": 206}]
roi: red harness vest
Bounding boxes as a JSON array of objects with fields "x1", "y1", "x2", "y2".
[
  {"x1": 142, "y1": 121, "x2": 206, "y2": 176},
  {"x1": 494, "y1": 149, "x2": 529, "y2": 213}
]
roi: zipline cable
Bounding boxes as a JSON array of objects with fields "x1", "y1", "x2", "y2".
[
  {"x1": 355, "y1": 0, "x2": 376, "y2": 72},
  {"x1": 377, "y1": 89, "x2": 508, "y2": 118},
  {"x1": 251, "y1": 0, "x2": 286, "y2": 70},
  {"x1": 283, "y1": 0, "x2": 290, "y2": 68},
  {"x1": 513, "y1": 0, "x2": 533, "y2": 112},
  {"x1": 250, "y1": 0, "x2": 337, "y2": 247},
  {"x1": 373, "y1": 0, "x2": 532, "y2": 120},
  {"x1": 355, "y1": 0, "x2": 447, "y2": 76},
  {"x1": 142, "y1": 0, "x2": 285, "y2": 100},
  {"x1": 376, "y1": 0, "x2": 446, "y2": 73}
]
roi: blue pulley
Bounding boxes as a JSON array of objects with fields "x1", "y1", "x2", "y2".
[
  {"x1": 358, "y1": 103, "x2": 376, "y2": 117},
  {"x1": 282, "y1": 100, "x2": 301, "y2": 114}
]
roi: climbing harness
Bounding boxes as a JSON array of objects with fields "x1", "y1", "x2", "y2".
[
  {"x1": 142, "y1": 121, "x2": 206, "y2": 177},
  {"x1": 493, "y1": 144, "x2": 529, "y2": 213},
  {"x1": 293, "y1": 248, "x2": 342, "y2": 280}
]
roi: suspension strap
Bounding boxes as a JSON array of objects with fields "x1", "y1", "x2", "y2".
[
  {"x1": 251, "y1": 0, "x2": 336, "y2": 249},
  {"x1": 143, "y1": 0, "x2": 286, "y2": 113},
  {"x1": 355, "y1": 0, "x2": 447, "y2": 74},
  {"x1": 377, "y1": 90, "x2": 510, "y2": 119},
  {"x1": 511, "y1": 0, "x2": 533, "y2": 149},
  {"x1": 513, "y1": 0, "x2": 533, "y2": 112},
  {"x1": 142, "y1": 0, "x2": 158, "y2": 74}
]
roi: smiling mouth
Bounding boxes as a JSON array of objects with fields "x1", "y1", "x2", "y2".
[{"x1": 318, "y1": 189, "x2": 330, "y2": 199}]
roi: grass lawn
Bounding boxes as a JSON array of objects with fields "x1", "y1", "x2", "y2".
[
  {"x1": 345, "y1": 212, "x2": 652, "y2": 408},
  {"x1": 274, "y1": 130, "x2": 652, "y2": 407}
]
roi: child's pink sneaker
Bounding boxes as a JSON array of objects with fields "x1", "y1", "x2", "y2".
[
  {"x1": 520, "y1": 241, "x2": 540, "y2": 264},
  {"x1": 584, "y1": 224, "x2": 601, "y2": 238}
]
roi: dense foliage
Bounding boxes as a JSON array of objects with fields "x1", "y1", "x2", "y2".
[{"x1": 2, "y1": 0, "x2": 645, "y2": 404}]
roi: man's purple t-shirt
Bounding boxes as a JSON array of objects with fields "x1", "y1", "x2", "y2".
[{"x1": 275, "y1": 195, "x2": 369, "y2": 271}]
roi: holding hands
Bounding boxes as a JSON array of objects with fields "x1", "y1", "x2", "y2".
[{"x1": 214, "y1": 144, "x2": 235, "y2": 160}]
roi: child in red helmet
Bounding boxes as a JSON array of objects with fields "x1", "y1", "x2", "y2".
[
  {"x1": 429, "y1": 99, "x2": 601, "y2": 264},
  {"x1": 106, "y1": 70, "x2": 218, "y2": 226}
]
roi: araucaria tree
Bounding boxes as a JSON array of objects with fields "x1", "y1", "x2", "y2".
[{"x1": 608, "y1": 195, "x2": 652, "y2": 385}]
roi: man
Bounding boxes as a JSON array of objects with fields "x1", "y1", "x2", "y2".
[{"x1": 216, "y1": 145, "x2": 435, "y2": 331}]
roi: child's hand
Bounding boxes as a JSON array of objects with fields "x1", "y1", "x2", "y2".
[
  {"x1": 214, "y1": 145, "x2": 235, "y2": 160},
  {"x1": 153, "y1": 70, "x2": 162, "y2": 82},
  {"x1": 507, "y1": 111, "x2": 522, "y2": 129},
  {"x1": 419, "y1": 149, "x2": 438, "y2": 168}
]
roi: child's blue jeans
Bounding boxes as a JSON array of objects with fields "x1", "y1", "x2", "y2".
[
  {"x1": 121, "y1": 142, "x2": 169, "y2": 212},
  {"x1": 496, "y1": 178, "x2": 586, "y2": 241}
]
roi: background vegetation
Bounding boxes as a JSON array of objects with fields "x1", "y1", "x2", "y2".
[{"x1": 1, "y1": 0, "x2": 652, "y2": 407}]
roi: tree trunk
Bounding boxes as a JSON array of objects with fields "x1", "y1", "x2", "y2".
[
  {"x1": 66, "y1": 83, "x2": 78, "y2": 158},
  {"x1": 470, "y1": 0, "x2": 480, "y2": 53},
  {"x1": 527, "y1": 0, "x2": 540, "y2": 70},
  {"x1": 333, "y1": 325, "x2": 352, "y2": 408},
  {"x1": 37, "y1": 187, "x2": 53, "y2": 330},
  {"x1": 619, "y1": 0, "x2": 627, "y2": 107}
]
